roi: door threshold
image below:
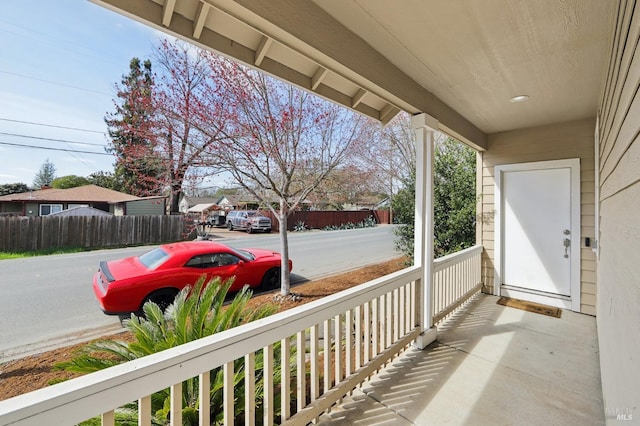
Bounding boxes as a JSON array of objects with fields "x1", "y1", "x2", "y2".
[{"x1": 500, "y1": 286, "x2": 572, "y2": 310}]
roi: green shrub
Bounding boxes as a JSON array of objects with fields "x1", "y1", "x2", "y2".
[{"x1": 56, "y1": 276, "x2": 284, "y2": 425}]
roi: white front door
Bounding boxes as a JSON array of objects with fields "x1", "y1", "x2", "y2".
[{"x1": 495, "y1": 159, "x2": 581, "y2": 310}]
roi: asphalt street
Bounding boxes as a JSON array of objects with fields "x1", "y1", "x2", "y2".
[{"x1": 0, "y1": 225, "x2": 399, "y2": 360}]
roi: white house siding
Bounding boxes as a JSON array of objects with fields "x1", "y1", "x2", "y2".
[
  {"x1": 596, "y1": 0, "x2": 640, "y2": 420},
  {"x1": 478, "y1": 118, "x2": 597, "y2": 315}
]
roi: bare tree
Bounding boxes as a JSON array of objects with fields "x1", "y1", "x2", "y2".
[
  {"x1": 209, "y1": 63, "x2": 372, "y2": 295},
  {"x1": 152, "y1": 39, "x2": 231, "y2": 213},
  {"x1": 354, "y1": 112, "x2": 416, "y2": 222}
]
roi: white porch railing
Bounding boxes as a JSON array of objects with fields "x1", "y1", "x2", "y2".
[
  {"x1": 432, "y1": 245, "x2": 484, "y2": 324},
  {"x1": 0, "y1": 245, "x2": 483, "y2": 426}
]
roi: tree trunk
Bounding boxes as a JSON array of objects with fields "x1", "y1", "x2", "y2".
[
  {"x1": 278, "y1": 212, "x2": 291, "y2": 296},
  {"x1": 170, "y1": 183, "x2": 182, "y2": 214}
]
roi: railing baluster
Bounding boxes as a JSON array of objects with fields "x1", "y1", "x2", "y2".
[
  {"x1": 411, "y1": 279, "x2": 416, "y2": 330},
  {"x1": 310, "y1": 325, "x2": 319, "y2": 402},
  {"x1": 386, "y1": 291, "x2": 392, "y2": 350},
  {"x1": 281, "y1": 336, "x2": 291, "y2": 421},
  {"x1": 355, "y1": 305, "x2": 362, "y2": 371},
  {"x1": 139, "y1": 395, "x2": 151, "y2": 426},
  {"x1": 378, "y1": 294, "x2": 385, "y2": 353},
  {"x1": 223, "y1": 362, "x2": 233, "y2": 426},
  {"x1": 310, "y1": 324, "x2": 320, "y2": 424},
  {"x1": 101, "y1": 410, "x2": 114, "y2": 426},
  {"x1": 200, "y1": 370, "x2": 211, "y2": 426},
  {"x1": 323, "y1": 319, "x2": 331, "y2": 396},
  {"x1": 393, "y1": 288, "x2": 400, "y2": 343},
  {"x1": 297, "y1": 330, "x2": 306, "y2": 412},
  {"x1": 334, "y1": 314, "x2": 342, "y2": 385},
  {"x1": 264, "y1": 345, "x2": 274, "y2": 426},
  {"x1": 170, "y1": 382, "x2": 182, "y2": 426},
  {"x1": 345, "y1": 309, "x2": 353, "y2": 379},
  {"x1": 399, "y1": 285, "x2": 406, "y2": 337},
  {"x1": 364, "y1": 301, "x2": 371, "y2": 364},
  {"x1": 372, "y1": 297, "x2": 379, "y2": 358},
  {"x1": 244, "y1": 353, "x2": 255, "y2": 426}
]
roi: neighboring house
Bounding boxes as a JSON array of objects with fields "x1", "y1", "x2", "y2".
[
  {"x1": 178, "y1": 196, "x2": 219, "y2": 214},
  {"x1": 186, "y1": 202, "x2": 219, "y2": 223},
  {"x1": 217, "y1": 193, "x2": 263, "y2": 210},
  {"x1": 0, "y1": 184, "x2": 166, "y2": 216}
]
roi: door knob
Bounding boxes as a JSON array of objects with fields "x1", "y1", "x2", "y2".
[{"x1": 563, "y1": 238, "x2": 570, "y2": 258}]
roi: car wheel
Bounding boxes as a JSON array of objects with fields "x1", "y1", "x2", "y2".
[
  {"x1": 261, "y1": 267, "x2": 281, "y2": 290},
  {"x1": 227, "y1": 222, "x2": 233, "y2": 230},
  {"x1": 265, "y1": 228, "x2": 272, "y2": 233},
  {"x1": 141, "y1": 289, "x2": 178, "y2": 314},
  {"x1": 246, "y1": 225, "x2": 253, "y2": 234}
]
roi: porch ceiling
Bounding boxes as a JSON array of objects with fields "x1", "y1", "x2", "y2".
[{"x1": 92, "y1": 0, "x2": 616, "y2": 150}]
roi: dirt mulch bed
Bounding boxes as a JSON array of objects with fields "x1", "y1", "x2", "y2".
[{"x1": 0, "y1": 258, "x2": 406, "y2": 401}]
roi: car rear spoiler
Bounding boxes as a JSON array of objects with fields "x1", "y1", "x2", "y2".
[{"x1": 99, "y1": 261, "x2": 115, "y2": 282}]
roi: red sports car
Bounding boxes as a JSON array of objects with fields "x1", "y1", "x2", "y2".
[{"x1": 93, "y1": 241, "x2": 292, "y2": 315}]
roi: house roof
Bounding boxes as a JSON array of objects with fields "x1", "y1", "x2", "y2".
[
  {"x1": 0, "y1": 185, "x2": 140, "y2": 203},
  {"x1": 187, "y1": 203, "x2": 219, "y2": 213},
  {"x1": 181, "y1": 196, "x2": 219, "y2": 206},
  {"x1": 48, "y1": 206, "x2": 113, "y2": 217}
]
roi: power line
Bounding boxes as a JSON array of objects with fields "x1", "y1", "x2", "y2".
[
  {"x1": 0, "y1": 70, "x2": 112, "y2": 97},
  {"x1": 0, "y1": 118, "x2": 106, "y2": 134},
  {"x1": 0, "y1": 141, "x2": 112, "y2": 156},
  {"x1": 0, "y1": 132, "x2": 108, "y2": 147}
]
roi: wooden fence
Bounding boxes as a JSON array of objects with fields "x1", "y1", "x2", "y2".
[
  {"x1": 0, "y1": 215, "x2": 188, "y2": 252},
  {"x1": 262, "y1": 210, "x2": 390, "y2": 231}
]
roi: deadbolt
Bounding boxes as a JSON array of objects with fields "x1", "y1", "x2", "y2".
[{"x1": 563, "y1": 229, "x2": 570, "y2": 235}]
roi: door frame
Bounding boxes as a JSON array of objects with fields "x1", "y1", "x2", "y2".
[{"x1": 494, "y1": 158, "x2": 581, "y2": 311}]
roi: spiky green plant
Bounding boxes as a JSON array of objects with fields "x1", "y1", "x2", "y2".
[{"x1": 56, "y1": 276, "x2": 282, "y2": 425}]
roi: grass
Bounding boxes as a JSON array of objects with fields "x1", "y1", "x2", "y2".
[{"x1": 0, "y1": 247, "x2": 86, "y2": 260}]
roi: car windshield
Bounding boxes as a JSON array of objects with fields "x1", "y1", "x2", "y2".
[
  {"x1": 233, "y1": 247, "x2": 255, "y2": 261},
  {"x1": 247, "y1": 211, "x2": 257, "y2": 217},
  {"x1": 138, "y1": 248, "x2": 170, "y2": 270}
]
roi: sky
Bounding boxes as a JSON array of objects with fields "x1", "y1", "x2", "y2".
[{"x1": 0, "y1": 0, "x2": 164, "y2": 186}]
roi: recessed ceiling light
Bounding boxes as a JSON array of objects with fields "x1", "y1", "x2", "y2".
[{"x1": 510, "y1": 95, "x2": 530, "y2": 103}]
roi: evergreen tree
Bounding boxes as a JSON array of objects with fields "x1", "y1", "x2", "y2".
[
  {"x1": 0, "y1": 183, "x2": 29, "y2": 196},
  {"x1": 33, "y1": 159, "x2": 56, "y2": 189},
  {"x1": 105, "y1": 58, "x2": 164, "y2": 196},
  {"x1": 87, "y1": 171, "x2": 118, "y2": 190},
  {"x1": 433, "y1": 138, "x2": 476, "y2": 256},
  {"x1": 393, "y1": 137, "x2": 476, "y2": 261},
  {"x1": 51, "y1": 175, "x2": 89, "y2": 189}
]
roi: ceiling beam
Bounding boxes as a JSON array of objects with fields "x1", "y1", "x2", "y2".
[
  {"x1": 254, "y1": 36, "x2": 273, "y2": 66},
  {"x1": 351, "y1": 88, "x2": 367, "y2": 108},
  {"x1": 193, "y1": 2, "x2": 210, "y2": 39},
  {"x1": 311, "y1": 67, "x2": 328, "y2": 91},
  {"x1": 379, "y1": 103, "x2": 399, "y2": 125},
  {"x1": 162, "y1": 0, "x2": 176, "y2": 27}
]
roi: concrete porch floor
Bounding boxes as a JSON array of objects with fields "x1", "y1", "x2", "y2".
[{"x1": 318, "y1": 294, "x2": 603, "y2": 425}]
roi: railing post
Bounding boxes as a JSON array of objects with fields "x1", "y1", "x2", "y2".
[{"x1": 411, "y1": 113, "x2": 439, "y2": 349}]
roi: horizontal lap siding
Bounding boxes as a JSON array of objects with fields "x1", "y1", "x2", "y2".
[
  {"x1": 596, "y1": 0, "x2": 640, "y2": 414},
  {"x1": 478, "y1": 118, "x2": 597, "y2": 315}
]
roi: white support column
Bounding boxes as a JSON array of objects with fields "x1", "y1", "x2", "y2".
[{"x1": 411, "y1": 113, "x2": 438, "y2": 349}]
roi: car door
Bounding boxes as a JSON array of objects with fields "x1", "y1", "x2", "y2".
[{"x1": 186, "y1": 252, "x2": 251, "y2": 291}]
